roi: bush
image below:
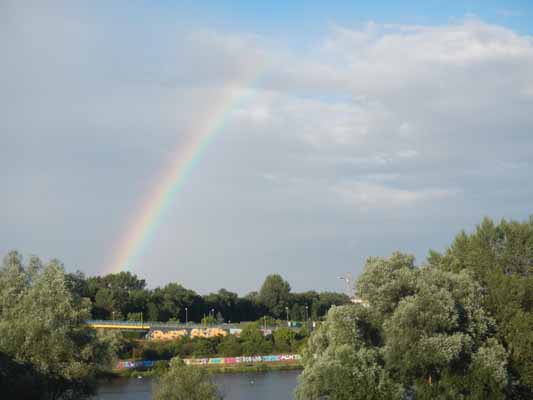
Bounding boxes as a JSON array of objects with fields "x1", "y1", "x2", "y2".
[{"x1": 153, "y1": 358, "x2": 222, "y2": 400}]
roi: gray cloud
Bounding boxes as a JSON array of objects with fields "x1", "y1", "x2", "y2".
[{"x1": 1, "y1": 4, "x2": 532, "y2": 293}]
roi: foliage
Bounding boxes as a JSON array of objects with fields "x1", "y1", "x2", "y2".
[
  {"x1": 0, "y1": 252, "x2": 116, "y2": 399},
  {"x1": 430, "y1": 217, "x2": 533, "y2": 395},
  {"x1": 217, "y1": 335, "x2": 243, "y2": 357},
  {"x1": 191, "y1": 338, "x2": 219, "y2": 357},
  {"x1": 258, "y1": 274, "x2": 292, "y2": 318},
  {"x1": 296, "y1": 305, "x2": 400, "y2": 400},
  {"x1": 240, "y1": 323, "x2": 273, "y2": 355},
  {"x1": 77, "y1": 269, "x2": 347, "y2": 324},
  {"x1": 273, "y1": 327, "x2": 297, "y2": 353},
  {"x1": 0, "y1": 351, "x2": 45, "y2": 400},
  {"x1": 129, "y1": 325, "x2": 305, "y2": 361},
  {"x1": 298, "y1": 217, "x2": 533, "y2": 399},
  {"x1": 153, "y1": 357, "x2": 222, "y2": 400}
]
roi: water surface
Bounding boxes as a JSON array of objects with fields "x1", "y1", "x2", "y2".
[{"x1": 96, "y1": 370, "x2": 300, "y2": 400}]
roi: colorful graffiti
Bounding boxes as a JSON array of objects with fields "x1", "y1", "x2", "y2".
[
  {"x1": 146, "y1": 326, "x2": 277, "y2": 341},
  {"x1": 147, "y1": 327, "x2": 230, "y2": 341},
  {"x1": 149, "y1": 329, "x2": 188, "y2": 340},
  {"x1": 190, "y1": 328, "x2": 228, "y2": 338},
  {"x1": 183, "y1": 354, "x2": 301, "y2": 366},
  {"x1": 115, "y1": 354, "x2": 302, "y2": 370},
  {"x1": 116, "y1": 360, "x2": 155, "y2": 369}
]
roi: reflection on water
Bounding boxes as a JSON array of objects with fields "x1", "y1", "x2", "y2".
[
  {"x1": 96, "y1": 376, "x2": 154, "y2": 400},
  {"x1": 95, "y1": 370, "x2": 300, "y2": 400}
]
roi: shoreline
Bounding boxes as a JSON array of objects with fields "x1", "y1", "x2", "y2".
[{"x1": 106, "y1": 361, "x2": 302, "y2": 379}]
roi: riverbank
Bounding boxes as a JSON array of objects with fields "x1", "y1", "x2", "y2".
[{"x1": 114, "y1": 361, "x2": 302, "y2": 378}]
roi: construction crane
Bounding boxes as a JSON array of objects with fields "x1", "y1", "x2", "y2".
[
  {"x1": 339, "y1": 272, "x2": 368, "y2": 306},
  {"x1": 338, "y1": 273, "x2": 354, "y2": 298}
]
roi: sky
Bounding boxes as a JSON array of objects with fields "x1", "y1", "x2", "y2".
[{"x1": 2, "y1": 0, "x2": 533, "y2": 294}]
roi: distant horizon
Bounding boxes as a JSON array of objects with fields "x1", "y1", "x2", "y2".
[{"x1": 7, "y1": 214, "x2": 533, "y2": 296}]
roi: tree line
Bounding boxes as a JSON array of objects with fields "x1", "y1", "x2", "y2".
[
  {"x1": 296, "y1": 217, "x2": 533, "y2": 399},
  {"x1": 0, "y1": 250, "x2": 344, "y2": 399},
  {"x1": 1, "y1": 215, "x2": 531, "y2": 399},
  {"x1": 66, "y1": 270, "x2": 350, "y2": 323},
  {"x1": 127, "y1": 323, "x2": 307, "y2": 361}
]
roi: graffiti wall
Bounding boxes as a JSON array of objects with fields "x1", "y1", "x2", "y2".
[
  {"x1": 115, "y1": 354, "x2": 302, "y2": 370},
  {"x1": 149, "y1": 329, "x2": 188, "y2": 340},
  {"x1": 116, "y1": 360, "x2": 155, "y2": 369},
  {"x1": 147, "y1": 327, "x2": 274, "y2": 341},
  {"x1": 183, "y1": 354, "x2": 301, "y2": 366},
  {"x1": 190, "y1": 328, "x2": 228, "y2": 338}
]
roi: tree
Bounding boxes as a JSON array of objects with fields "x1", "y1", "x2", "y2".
[
  {"x1": 0, "y1": 351, "x2": 45, "y2": 399},
  {"x1": 240, "y1": 323, "x2": 272, "y2": 355},
  {"x1": 203, "y1": 288, "x2": 239, "y2": 322},
  {"x1": 356, "y1": 252, "x2": 417, "y2": 319},
  {"x1": 296, "y1": 305, "x2": 400, "y2": 400},
  {"x1": 273, "y1": 327, "x2": 296, "y2": 353},
  {"x1": 314, "y1": 292, "x2": 351, "y2": 318},
  {"x1": 298, "y1": 245, "x2": 518, "y2": 399},
  {"x1": 94, "y1": 287, "x2": 115, "y2": 317},
  {"x1": 191, "y1": 338, "x2": 218, "y2": 357},
  {"x1": 153, "y1": 357, "x2": 222, "y2": 400},
  {"x1": 258, "y1": 274, "x2": 291, "y2": 318},
  {"x1": 383, "y1": 267, "x2": 507, "y2": 398},
  {"x1": 0, "y1": 252, "x2": 116, "y2": 399},
  {"x1": 217, "y1": 335, "x2": 242, "y2": 357},
  {"x1": 429, "y1": 217, "x2": 533, "y2": 395}
]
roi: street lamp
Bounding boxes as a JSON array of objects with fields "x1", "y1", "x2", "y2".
[
  {"x1": 285, "y1": 306, "x2": 290, "y2": 327},
  {"x1": 185, "y1": 307, "x2": 188, "y2": 325},
  {"x1": 305, "y1": 305, "x2": 309, "y2": 323},
  {"x1": 112, "y1": 311, "x2": 116, "y2": 321}
]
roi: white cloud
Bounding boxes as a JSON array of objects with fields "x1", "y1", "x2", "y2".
[
  {"x1": 1, "y1": 6, "x2": 532, "y2": 291},
  {"x1": 333, "y1": 181, "x2": 455, "y2": 208}
]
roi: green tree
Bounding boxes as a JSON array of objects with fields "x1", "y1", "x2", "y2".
[
  {"x1": 217, "y1": 335, "x2": 243, "y2": 357},
  {"x1": 153, "y1": 357, "x2": 222, "y2": 400},
  {"x1": 94, "y1": 287, "x2": 115, "y2": 316},
  {"x1": 258, "y1": 274, "x2": 291, "y2": 318},
  {"x1": 0, "y1": 351, "x2": 45, "y2": 399},
  {"x1": 0, "y1": 252, "x2": 116, "y2": 399},
  {"x1": 430, "y1": 217, "x2": 533, "y2": 395},
  {"x1": 273, "y1": 327, "x2": 296, "y2": 353},
  {"x1": 296, "y1": 305, "x2": 400, "y2": 400},
  {"x1": 383, "y1": 267, "x2": 507, "y2": 399},
  {"x1": 356, "y1": 252, "x2": 418, "y2": 319},
  {"x1": 191, "y1": 338, "x2": 218, "y2": 357},
  {"x1": 240, "y1": 323, "x2": 272, "y2": 355},
  {"x1": 298, "y1": 245, "x2": 520, "y2": 399}
]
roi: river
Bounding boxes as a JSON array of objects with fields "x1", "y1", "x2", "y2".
[{"x1": 95, "y1": 370, "x2": 300, "y2": 399}]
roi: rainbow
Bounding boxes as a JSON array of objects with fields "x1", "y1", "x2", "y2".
[{"x1": 107, "y1": 70, "x2": 263, "y2": 275}]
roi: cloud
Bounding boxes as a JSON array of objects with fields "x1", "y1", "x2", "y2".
[
  {"x1": 333, "y1": 181, "x2": 456, "y2": 209},
  {"x1": 1, "y1": 5, "x2": 532, "y2": 292}
]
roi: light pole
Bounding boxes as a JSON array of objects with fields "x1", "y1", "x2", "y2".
[
  {"x1": 185, "y1": 307, "x2": 188, "y2": 325},
  {"x1": 112, "y1": 311, "x2": 116, "y2": 321},
  {"x1": 305, "y1": 305, "x2": 309, "y2": 324},
  {"x1": 285, "y1": 306, "x2": 290, "y2": 327}
]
